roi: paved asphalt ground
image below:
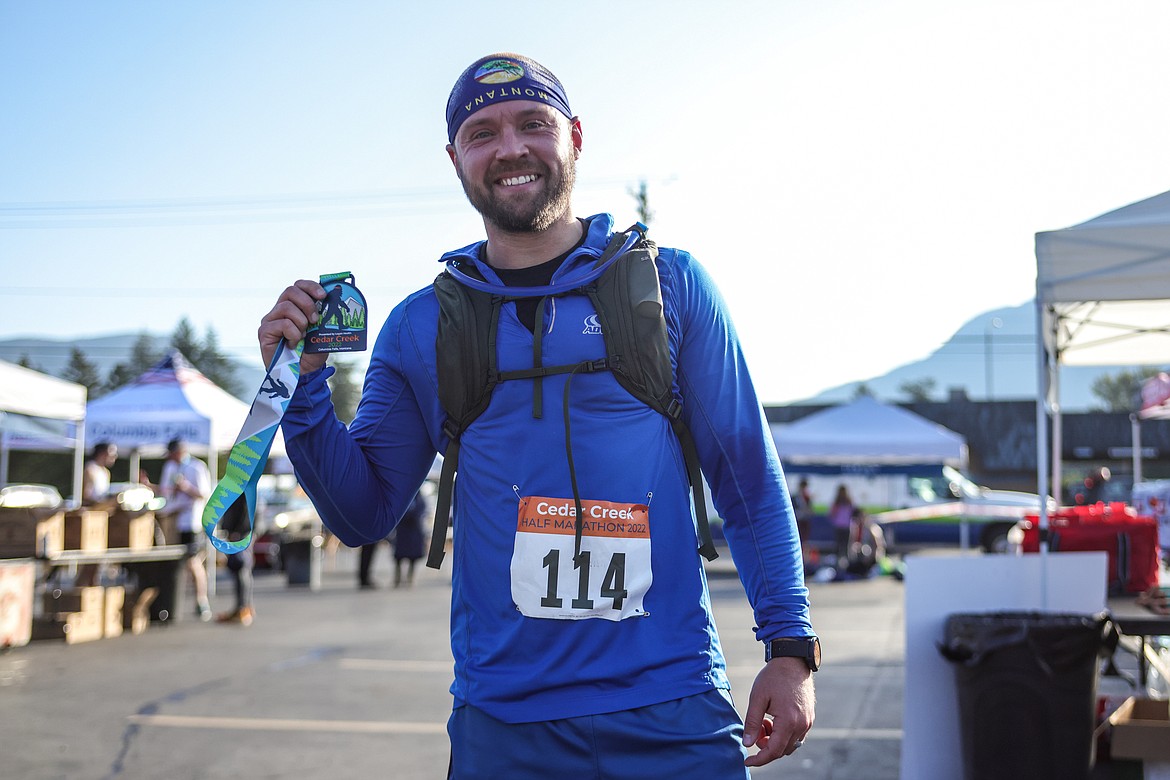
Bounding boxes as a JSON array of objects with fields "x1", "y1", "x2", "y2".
[{"x1": 0, "y1": 547, "x2": 906, "y2": 780}]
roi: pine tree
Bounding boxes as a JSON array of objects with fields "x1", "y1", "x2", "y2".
[
  {"x1": 105, "y1": 362, "x2": 139, "y2": 391},
  {"x1": 105, "y1": 332, "x2": 162, "y2": 393},
  {"x1": 62, "y1": 347, "x2": 103, "y2": 398},
  {"x1": 170, "y1": 317, "x2": 201, "y2": 364},
  {"x1": 194, "y1": 326, "x2": 242, "y2": 396},
  {"x1": 129, "y1": 332, "x2": 162, "y2": 374}
]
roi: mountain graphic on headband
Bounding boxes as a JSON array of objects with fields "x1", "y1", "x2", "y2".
[{"x1": 474, "y1": 59, "x2": 524, "y2": 84}]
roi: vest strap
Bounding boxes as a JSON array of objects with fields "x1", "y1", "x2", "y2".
[
  {"x1": 671, "y1": 416, "x2": 718, "y2": 561},
  {"x1": 531, "y1": 296, "x2": 549, "y2": 419},
  {"x1": 427, "y1": 437, "x2": 461, "y2": 569},
  {"x1": 496, "y1": 358, "x2": 612, "y2": 382}
]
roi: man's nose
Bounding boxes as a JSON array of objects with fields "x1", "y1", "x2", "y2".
[{"x1": 494, "y1": 126, "x2": 529, "y2": 159}]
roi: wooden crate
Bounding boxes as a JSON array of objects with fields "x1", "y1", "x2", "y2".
[
  {"x1": 107, "y1": 510, "x2": 154, "y2": 551},
  {"x1": 121, "y1": 587, "x2": 158, "y2": 635},
  {"x1": 43, "y1": 586, "x2": 105, "y2": 616},
  {"x1": 103, "y1": 586, "x2": 125, "y2": 638},
  {"x1": 0, "y1": 560, "x2": 35, "y2": 648},
  {"x1": 31, "y1": 609, "x2": 104, "y2": 645},
  {"x1": 0, "y1": 508, "x2": 63, "y2": 558},
  {"x1": 64, "y1": 510, "x2": 108, "y2": 553}
]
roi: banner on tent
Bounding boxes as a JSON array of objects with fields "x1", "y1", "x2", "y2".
[{"x1": 86, "y1": 421, "x2": 208, "y2": 448}]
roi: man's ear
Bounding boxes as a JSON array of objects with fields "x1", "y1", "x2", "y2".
[
  {"x1": 570, "y1": 117, "x2": 583, "y2": 158},
  {"x1": 446, "y1": 143, "x2": 458, "y2": 168}
]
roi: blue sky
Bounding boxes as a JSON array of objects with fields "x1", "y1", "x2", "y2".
[{"x1": 3, "y1": 1, "x2": 1170, "y2": 403}]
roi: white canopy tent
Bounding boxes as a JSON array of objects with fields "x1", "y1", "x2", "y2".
[
  {"x1": 0, "y1": 359, "x2": 88, "y2": 501},
  {"x1": 1034, "y1": 189, "x2": 1170, "y2": 548},
  {"x1": 771, "y1": 395, "x2": 969, "y2": 467},
  {"x1": 85, "y1": 350, "x2": 284, "y2": 480}
]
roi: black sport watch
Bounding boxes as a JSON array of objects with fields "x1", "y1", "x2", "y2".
[{"x1": 764, "y1": 636, "x2": 821, "y2": 671}]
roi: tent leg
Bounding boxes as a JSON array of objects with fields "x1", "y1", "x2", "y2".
[
  {"x1": 71, "y1": 422, "x2": 85, "y2": 508},
  {"x1": 206, "y1": 446, "x2": 217, "y2": 597},
  {"x1": 0, "y1": 436, "x2": 8, "y2": 490},
  {"x1": 1131, "y1": 413, "x2": 1143, "y2": 484},
  {"x1": 1052, "y1": 372, "x2": 1063, "y2": 510},
  {"x1": 1035, "y1": 300, "x2": 1053, "y2": 609}
]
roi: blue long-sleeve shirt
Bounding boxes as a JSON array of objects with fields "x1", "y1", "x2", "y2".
[{"x1": 281, "y1": 213, "x2": 812, "y2": 723}]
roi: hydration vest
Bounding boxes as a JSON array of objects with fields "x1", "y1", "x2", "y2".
[{"x1": 426, "y1": 224, "x2": 718, "y2": 569}]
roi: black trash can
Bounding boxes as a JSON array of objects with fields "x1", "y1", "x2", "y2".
[
  {"x1": 939, "y1": 611, "x2": 1117, "y2": 780},
  {"x1": 124, "y1": 559, "x2": 187, "y2": 623},
  {"x1": 283, "y1": 538, "x2": 313, "y2": 586}
]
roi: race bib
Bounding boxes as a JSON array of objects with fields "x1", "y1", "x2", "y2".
[{"x1": 510, "y1": 496, "x2": 652, "y2": 621}]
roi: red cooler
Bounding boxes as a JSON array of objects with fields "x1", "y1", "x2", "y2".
[{"x1": 1021, "y1": 504, "x2": 1161, "y2": 595}]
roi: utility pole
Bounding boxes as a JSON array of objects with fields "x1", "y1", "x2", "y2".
[{"x1": 984, "y1": 316, "x2": 1003, "y2": 400}]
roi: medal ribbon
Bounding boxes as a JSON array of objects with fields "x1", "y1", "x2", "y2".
[{"x1": 201, "y1": 337, "x2": 303, "y2": 554}]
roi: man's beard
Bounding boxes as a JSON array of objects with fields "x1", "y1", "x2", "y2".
[{"x1": 458, "y1": 153, "x2": 576, "y2": 234}]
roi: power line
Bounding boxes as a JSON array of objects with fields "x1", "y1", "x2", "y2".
[
  {"x1": 0, "y1": 176, "x2": 643, "y2": 228},
  {"x1": 0, "y1": 285, "x2": 415, "y2": 298}
]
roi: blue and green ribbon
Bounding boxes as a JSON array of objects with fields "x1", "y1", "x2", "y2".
[{"x1": 201, "y1": 337, "x2": 304, "y2": 554}]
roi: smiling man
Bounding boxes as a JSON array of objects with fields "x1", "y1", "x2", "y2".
[{"x1": 261, "y1": 52, "x2": 816, "y2": 779}]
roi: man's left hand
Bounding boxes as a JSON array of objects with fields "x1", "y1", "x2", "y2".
[{"x1": 742, "y1": 656, "x2": 815, "y2": 767}]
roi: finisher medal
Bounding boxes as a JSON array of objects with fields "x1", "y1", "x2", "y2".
[
  {"x1": 202, "y1": 272, "x2": 369, "y2": 553},
  {"x1": 303, "y1": 272, "x2": 368, "y2": 354}
]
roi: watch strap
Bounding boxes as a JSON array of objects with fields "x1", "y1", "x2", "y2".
[{"x1": 764, "y1": 636, "x2": 820, "y2": 671}]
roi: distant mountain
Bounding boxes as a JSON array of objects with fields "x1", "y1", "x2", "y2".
[
  {"x1": 803, "y1": 300, "x2": 1161, "y2": 411},
  {"x1": 4, "y1": 301, "x2": 1162, "y2": 411},
  {"x1": 0, "y1": 334, "x2": 264, "y2": 402}
]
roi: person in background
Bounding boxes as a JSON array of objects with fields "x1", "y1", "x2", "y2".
[
  {"x1": 791, "y1": 478, "x2": 816, "y2": 570},
  {"x1": 357, "y1": 535, "x2": 391, "y2": 589},
  {"x1": 160, "y1": 438, "x2": 213, "y2": 621},
  {"x1": 215, "y1": 498, "x2": 255, "y2": 626},
  {"x1": 828, "y1": 484, "x2": 856, "y2": 564},
  {"x1": 392, "y1": 490, "x2": 429, "y2": 588},
  {"x1": 792, "y1": 479, "x2": 813, "y2": 543},
  {"x1": 82, "y1": 442, "x2": 117, "y2": 505}
]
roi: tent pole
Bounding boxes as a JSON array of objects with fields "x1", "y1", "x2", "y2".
[
  {"x1": 0, "y1": 426, "x2": 9, "y2": 490},
  {"x1": 1131, "y1": 414, "x2": 1143, "y2": 484},
  {"x1": 1051, "y1": 366, "x2": 1063, "y2": 511},
  {"x1": 205, "y1": 439, "x2": 217, "y2": 597},
  {"x1": 71, "y1": 418, "x2": 86, "y2": 508},
  {"x1": 1035, "y1": 299, "x2": 1051, "y2": 609}
]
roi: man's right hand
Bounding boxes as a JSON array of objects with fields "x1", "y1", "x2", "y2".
[{"x1": 258, "y1": 280, "x2": 329, "y2": 374}]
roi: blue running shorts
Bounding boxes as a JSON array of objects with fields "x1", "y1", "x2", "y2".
[{"x1": 448, "y1": 688, "x2": 750, "y2": 779}]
